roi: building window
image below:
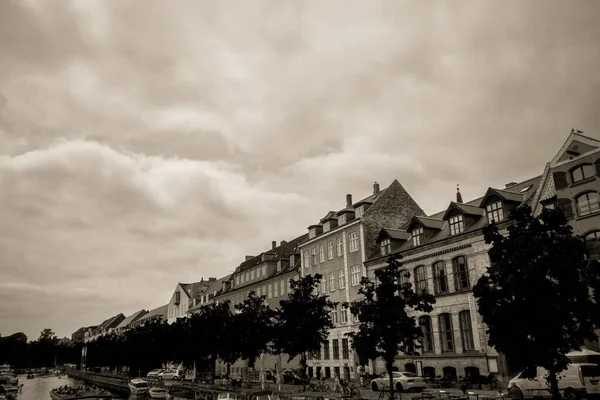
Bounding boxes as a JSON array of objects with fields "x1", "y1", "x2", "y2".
[
  {"x1": 449, "y1": 214, "x2": 464, "y2": 235},
  {"x1": 414, "y1": 266, "x2": 428, "y2": 294},
  {"x1": 339, "y1": 269, "x2": 346, "y2": 289},
  {"x1": 351, "y1": 265, "x2": 362, "y2": 286},
  {"x1": 337, "y1": 238, "x2": 343, "y2": 257},
  {"x1": 339, "y1": 214, "x2": 346, "y2": 225},
  {"x1": 262, "y1": 265, "x2": 267, "y2": 276},
  {"x1": 571, "y1": 164, "x2": 595, "y2": 183},
  {"x1": 246, "y1": 272, "x2": 250, "y2": 282},
  {"x1": 349, "y1": 232, "x2": 359, "y2": 252},
  {"x1": 268, "y1": 284, "x2": 273, "y2": 299},
  {"x1": 342, "y1": 338, "x2": 350, "y2": 359},
  {"x1": 452, "y1": 256, "x2": 470, "y2": 290},
  {"x1": 312, "y1": 248, "x2": 317, "y2": 265},
  {"x1": 380, "y1": 238, "x2": 391, "y2": 256},
  {"x1": 585, "y1": 231, "x2": 600, "y2": 258},
  {"x1": 439, "y1": 313, "x2": 455, "y2": 352},
  {"x1": 433, "y1": 261, "x2": 448, "y2": 294},
  {"x1": 412, "y1": 227, "x2": 424, "y2": 246},
  {"x1": 340, "y1": 307, "x2": 348, "y2": 323},
  {"x1": 323, "y1": 341, "x2": 330, "y2": 360},
  {"x1": 280, "y1": 279, "x2": 286, "y2": 295},
  {"x1": 355, "y1": 206, "x2": 364, "y2": 218},
  {"x1": 319, "y1": 245, "x2": 325, "y2": 263},
  {"x1": 459, "y1": 310, "x2": 475, "y2": 351},
  {"x1": 419, "y1": 316, "x2": 434, "y2": 353},
  {"x1": 353, "y1": 313, "x2": 359, "y2": 323},
  {"x1": 250, "y1": 269, "x2": 255, "y2": 280},
  {"x1": 321, "y1": 279, "x2": 327, "y2": 293},
  {"x1": 332, "y1": 339, "x2": 340, "y2": 360},
  {"x1": 329, "y1": 272, "x2": 336, "y2": 291},
  {"x1": 304, "y1": 251, "x2": 310, "y2": 268},
  {"x1": 576, "y1": 192, "x2": 600, "y2": 216},
  {"x1": 274, "y1": 281, "x2": 279, "y2": 298},
  {"x1": 327, "y1": 241, "x2": 334, "y2": 260},
  {"x1": 331, "y1": 309, "x2": 339, "y2": 324},
  {"x1": 486, "y1": 201, "x2": 504, "y2": 223},
  {"x1": 235, "y1": 276, "x2": 240, "y2": 286}
]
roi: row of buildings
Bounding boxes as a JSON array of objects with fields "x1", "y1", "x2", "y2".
[{"x1": 74, "y1": 131, "x2": 600, "y2": 382}]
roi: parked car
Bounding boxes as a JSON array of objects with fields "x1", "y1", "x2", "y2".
[
  {"x1": 158, "y1": 369, "x2": 182, "y2": 380},
  {"x1": 146, "y1": 369, "x2": 165, "y2": 379},
  {"x1": 370, "y1": 371, "x2": 427, "y2": 392},
  {"x1": 509, "y1": 363, "x2": 600, "y2": 400}
]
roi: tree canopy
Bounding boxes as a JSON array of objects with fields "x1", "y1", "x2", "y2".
[
  {"x1": 473, "y1": 205, "x2": 600, "y2": 399},
  {"x1": 348, "y1": 254, "x2": 435, "y2": 400}
]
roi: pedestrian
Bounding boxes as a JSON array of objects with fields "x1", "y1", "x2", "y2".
[{"x1": 508, "y1": 382, "x2": 523, "y2": 400}]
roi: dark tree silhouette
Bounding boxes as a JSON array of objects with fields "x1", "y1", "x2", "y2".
[
  {"x1": 273, "y1": 274, "x2": 337, "y2": 391},
  {"x1": 473, "y1": 205, "x2": 600, "y2": 400},
  {"x1": 348, "y1": 254, "x2": 435, "y2": 400},
  {"x1": 234, "y1": 291, "x2": 276, "y2": 370}
]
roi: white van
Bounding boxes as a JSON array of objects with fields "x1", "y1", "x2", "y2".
[{"x1": 509, "y1": 363, "x2": 600, "y2": 399}]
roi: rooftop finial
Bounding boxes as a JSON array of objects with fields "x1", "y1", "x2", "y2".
[{"x1": 456, "y1": 184, "x2": 463, "y2": 204}]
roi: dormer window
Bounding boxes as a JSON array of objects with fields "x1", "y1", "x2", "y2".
[
  {"x1": 338, "y1": 214, "x2": 347, "y2": 225},
  {"x1": 412, "y1": 227, "x2": 424, "y2": 246},
  {"x1": 323, "y1": 221, "x2": 331, "y2": 232},
  {"x1": 355, "y1": 206, "x2": 364, "y2": 218},
  {"x1": 449, "y1": 214, "x2": 464, "y2": 235},
  {"x1": 380, "y1": 238, "x2": 391, "y2": 256},
  {"x1": 571, "y1": 164, "x2": 595, "y2": 183},
  {"x1": 309, "y1": 227, "x2": 317, "y2": 239},
  {"x1": 290, "y1": 254, "x2": 295, "y2": 266},
  {"x1": 486, "y1": 201, "x2": 504, "y2": 223}
]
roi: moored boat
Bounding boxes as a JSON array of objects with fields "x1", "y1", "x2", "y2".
[
  {"x1": 149, "y1": 386, "x2": 170, "y2": 399},
  {"x1": 49, "y1": 386, "x2": 114, "y2": 400},
  {"x1": 128, "y1": 378, "x2": 149, "y2": 395}
]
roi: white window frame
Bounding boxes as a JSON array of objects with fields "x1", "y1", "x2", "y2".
[
  {"x1": 349, "y1": 231, "x2": 359, "y2": 253},
  {"x1": 449, "y1": 214, "x2": 464, "y2": 235},
  {"x1": 412, "y1": 227, "x2": 423, "y2": 246},
  {"x1": 340, "y1": 308, "x2": 348, "y2": 324},
  {"x1": 355, "y1": 206, "x2": 364, "y2": 218},
  {"x1": 329, "y1": 272, "x2": 336, "y2": 291},
  {"x1": 274, "y1": 281, "x2": 279, "y2": 298},
  {"x1": 304, "y1": 251, "x2": 310, "y2": 268},
  {"x1": 336, "y1": 238, "x2": 343, "y2": 257},
  {"x1": 312, "y1": 248, "x2": 317, "y2": 266},
  {"x1": 319, "y1": 245, "x2": 325, "y2": 263},
  {"x1": 327, "y1": 241, "x2": 334, "y2": 260},
  {"x1": 380, "y1": 238, "x2": 391, "y2": 256},
  {"x1": 486, "y1": 201, "x2": 504, "y2": 223},
  {"x1": 321, "y1": 279, "x2": 327, "y2": 293},
  {"x1": 338, "y1": 269, "x2": 346, "y2": 289},
  {"x1": 351, "y1": 265, "x2": 361, "y2": 286},
  {"x1": 268, "y1": 283, "x2": 273, "y2": 299}
]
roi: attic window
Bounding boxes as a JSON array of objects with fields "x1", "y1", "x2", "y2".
[
  {"x1": 338, "y1": 214, "x2": 347, "y2": 225},
  {"x1": 520, "y1": 185, "x2": 532, "y2": 193},
  {"x1": 355, "y1": 206, "x2": 364, "y2": 218},
  {"x1": 323, "y1": 221, "x2": 331, "y2": 232},
  {"x1": 486, "y1": 201, "x2": 504, "y2": 223},
  {"x1": 571, "y1": 164, "x2": 595, "y2": 183},
  {"x1": 449, "y1": 215, "x2": 464, "y2": 235},
  {"x1": 412, "y1": 227, "x2": 424, "y2": 246},
  {"x1": 309, "y1": 227, "x2": 317, "y2": 239},
  {"x1": 380, "y1": 238, "x2": 391, "y2": 256}
]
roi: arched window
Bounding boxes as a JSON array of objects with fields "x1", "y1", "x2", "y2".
[
  {"x1": 419, "y1": 316, "x2": 434, "y2": 353},
  {"x1": 442, "y1": 366, "x2": 457, "y2": 379},
  {"x1": 571, "y1": 164, "x2": 595, "y2": 183},
  {"x1": 452, "y1": 256, "x2": 470, "y2": 290},
  {"x1": 423, "y1": 366, "x2": 436, "y2": 378},
  {"x1": 439, "y1": 313, "x2": 454, "y2": 352},
  {"x1": 414, "y1": 266, "x2": 428, "y2": 294},
  {"x1": 576, "y1": 192, "x2": 600, "y2": 216},
  {"x1": 433, "y1": 261, "x2": 448, "y2": 294},
  {"x1": 459, "y1": 310, "x2": 475, "y2": 351}
]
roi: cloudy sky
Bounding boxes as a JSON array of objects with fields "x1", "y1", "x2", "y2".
[{"x1": 1, "y1": 0, "x2": 599, "y2": 340}]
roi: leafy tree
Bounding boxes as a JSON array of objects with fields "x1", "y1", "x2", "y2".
[
  {"x1": 234, "y1": 291, "x2": 276, "y2": 369},
  {"x1": 473, "y1": 205, "x2": 600, "y2": 400},
  {"x1": 39, "y1": 329, "x2": 57, "y2": 343},
  {"x1": 273, "y1": 273, "x2": 337, "y2": 390},
  {"x1": 348, "y1": 254, "x2": 435, "y2": 400}
]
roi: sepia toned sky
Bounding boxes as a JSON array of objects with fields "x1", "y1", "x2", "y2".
[{"x1": 1, "y1": 0, "x2": 600, "y2": 340}]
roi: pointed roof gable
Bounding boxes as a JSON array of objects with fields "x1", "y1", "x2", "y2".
[
  {"x1": 441, "y1": 201, "x2": 484, "y2": 221},
  {"x1": 378, "y1": 228, "x2": 411, "y2": 242},
  {"x1": 551, "y1": 131, "x2": 600, "y2": 165},
  {"x1": 478, "y1": 187, "x2": 524, "y2": 208},
  {"x1": 364, "y1": 179, "x2": 426, "y2": 219},
  {"x1": 405, "y1": 215, "x2": 445, "y2": 231},
  {"x1": 320, "y1": 211, "x2": 337, "y2": 223},
  {"x1": 116, "y1": 309, "x2": 147, "y2": 329}
]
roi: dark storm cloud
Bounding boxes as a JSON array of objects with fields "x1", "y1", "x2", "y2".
[{"x1": 1, "y1": 0, "x2": 599, "y2": 338}]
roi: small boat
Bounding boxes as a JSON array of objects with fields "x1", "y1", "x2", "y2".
[
  {"x1": 49, "y1": 387, "x2": 114, "y2": 400},
  {"x1": 128, "y1": 378, "x2": 150, "y2": 395},
  {"x1": 166, "y1": 390, "x2": 199, "y2": 399},
  {"x1": 149, "y1": 386, "x2": 170, "y2": 399}
]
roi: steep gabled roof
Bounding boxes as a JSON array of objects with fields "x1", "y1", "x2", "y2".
[
  {"x1": 378, "y1": 228, "x2": 411, "y2": 241},
  {"x1": 116, "y1": 310, "x2": 147, "y2": 329},
  {"x1": 235, "y1": 234, "x2": 307, "y2": 272},
  {"x1": 477, "y1": 187, "x2": 523, "y2": 208},
  {"x1": 551, "y1": 131, "x2": 600, "y2": 165},
  {"x1": 405, "y1": 215, "x2": 445, "y2": 231},
  {"x1": 441, "y1": 202, "x2": 484, "y2": 221}
]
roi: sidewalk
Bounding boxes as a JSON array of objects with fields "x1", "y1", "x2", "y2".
[{"x1": 359, "y1": 388, "x2": 508, "y2": 400}]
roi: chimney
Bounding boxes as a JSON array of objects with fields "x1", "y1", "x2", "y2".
[
  {"x1": 373, "y1": 182, "x2": 380, "y2": 195},
  {"x1": 245, "y1": 255, "x2": 254, "y2": 261},
  {"x1": 505, "y1": 182, "x2": 518, "y2": 189},
  {"x1": 280, "y1": 240, "x2": 287, "y2": 246},
  {"x1": 272, "y1": 241, "x2": 277, "y2": 249},
  {"x1": 346, "y1": 194, "x2": 353, "y2": 206}
]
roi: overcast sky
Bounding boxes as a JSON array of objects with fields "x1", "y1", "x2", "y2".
[{"x1": 1, "y1": 0, "x2": 599, "y2": 340}]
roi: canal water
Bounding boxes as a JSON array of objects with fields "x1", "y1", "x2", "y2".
[{"x1": 17, "y1": 375, "x2": 130, "y2": 400}]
